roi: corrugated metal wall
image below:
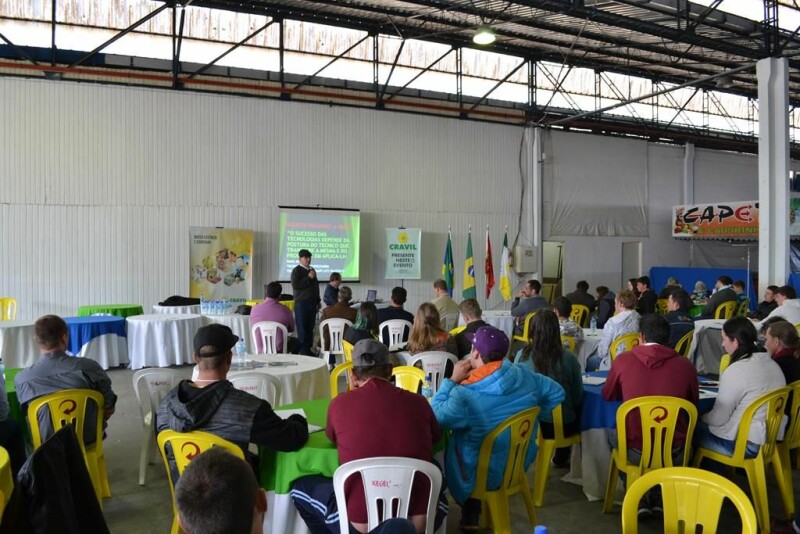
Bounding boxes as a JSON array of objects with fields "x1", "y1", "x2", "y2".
[{"x1": 0, "y1": 77, "x2": 526, "y2": 319}]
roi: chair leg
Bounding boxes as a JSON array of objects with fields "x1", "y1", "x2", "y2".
[
  {"x1": 98, "y1": 454, "x2": 111, "y2": 498},
  {"x1": 744, "y1": 459, "x2": 770, "y2": 534},
  {"x1": 485, "y1": 493, "x2": 511, "y2": 534},
  {"x1": 85, "y1": 453, "x2": 102, "y2": 505},
  {"x1": 519, "y1": 477, "x2": 538, "y2": 526},
  {"x1": 775, "y1": 447, "x2": 795, "y2": 519},
  {"x1": 602, "y1": 457, "x2": 619, "y2": 513},
  {"x1": 533, "y1": 439, "x2": 555, "y2": 506},
  {"x1": 139, "y1": 428, "x2": 152, "y2": 485},
  {"x1": 692, "y1": 450, "x2": 705, "y2": 468}
]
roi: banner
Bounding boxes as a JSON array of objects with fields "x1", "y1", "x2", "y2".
[
  {"x1": 672, "y1": 201, "x2": 759, "y2": 239},
  {"x1": 442, "y1": 231, "x2": 455, "y2": 296},
  {"x1": 463, "y1": 230, "x2": 476, "y2": 299},
  {"x1": 385, "y1": 228, "x2": 422, "y2": 279},
  {"x1": 189, "y1": 227, "x2": 253, "y2": 303}
]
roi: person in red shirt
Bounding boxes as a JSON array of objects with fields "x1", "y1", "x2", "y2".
[{"x1": 291, "y1": 339, "x2": 446, "y2": 534}]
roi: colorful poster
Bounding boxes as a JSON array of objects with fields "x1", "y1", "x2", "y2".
[
  {"x1": 385, "y1": 228, "x2": 422, "y2": 280},
  {"x1": 672, "y1": 201, "x2": 759, "y2": 239},
  {"x1": 189, "y1": 227, "x2": 253, "y2": 303}
]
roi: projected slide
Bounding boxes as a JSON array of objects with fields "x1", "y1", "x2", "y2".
[{"x1": 278, "y1": 207, "x2": 360, "y2": 281}]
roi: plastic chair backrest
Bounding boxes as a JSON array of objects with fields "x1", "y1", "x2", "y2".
[
  {"x1": 449, "y1": 326, "x2": 466, "y2": 335},
  {"x1": 715, "y1": 301, "x2": 737, "y2": 320},
  {"x1": 330, "y1": 361, "x2": 353, "y2": 399},
  {"x1": 513, "y1": 312, "x2": 537, "y2": 343},
  {"x1": 27, "y1": 389, "x2": 104, "y2": 453},
  {"x1": 408, "y1": 352, "x2": 458, "y2": 395},
  {"x1": 132, "y1": 369, "x2": 183, "y2": 421},
  {"x1": 674, "y1": 330, "x2": 694, "y2": 358},
  {"x1": 544, "y1": 403, "x2": 574, "y2": 443},
  {"x1": 473, "y1": 407, "x2": 540, "y2": 498},
  {"x1": 250, "y1": 321, "x2": 289, "y2": 354},
  {"x1": 333, "y1": 457, "x2": 442, "y2": 534},
  {"x1": 782, "y1": 380, "x2": 800, "y2": 449},
  {"x1": 571, "y1": 304, "x2": 590, "y2": 327},
  {"x1": 736, "y1": 298, "x2": 750, "y2": 317},
  {"x1": 228, "y1": 371, "x2": 282, "y2": 406},
  {"x1": 728, "y1": 387, "x2": 790, "y2": 463},
  {"x1": 320, "y1": 318, "x2": 353, "y2": 355},
  {"x1": 561, "y1": 335, "x2": 576, "y2": 352},
  {"x1": 656, "y1": 299, "x2": 669, "y2": 315},
  {"x1": 391, "y1": 365, "x2": 426, "y2": 392},
  {"x1": 621, "y1": 467, "x2": 757, "y2": 534},
  {"x1": 0, "y1": 298, "x2": 17, "y2": 321},
  {"x1": 342, "y1": 340, "x2": 354, "y2": 363},
  {"x1": 610, "y1": 332, "x2": 640, "y2": 361},
  {"x1": 719, "y1": 353, "x2": 731, "y2": 374},
  {"x1": 615, "y1": 396, "x2": 698, "y2": 471},
  {"x1": 0, "y1": 447, "x2": 11, "y2": 522},
  {"x1": 380, "y1": 320, "x2": 413, "y2": 349}
]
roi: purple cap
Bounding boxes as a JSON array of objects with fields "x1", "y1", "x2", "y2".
[{"x1": 472, "y1": 326, "x2": 509, "y2": 358}]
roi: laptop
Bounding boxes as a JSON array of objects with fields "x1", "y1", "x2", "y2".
[{"x1": 365, "y1": 289, "x2": 377, "y2": 303}]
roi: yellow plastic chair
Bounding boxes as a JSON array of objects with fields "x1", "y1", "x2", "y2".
[
  {"x1": 471, "y1": 407, "x2": 540, "y2": 533},
  {"x1": 512, "y1": 312, "x2": 537, "y2": 344},
  {"x1": 342, "y1": 340, "x2": 354, "y2": 363},
  {"x1": 449, "y1": 326, "x2": 466, "y2": 335},
  {"x1": 692, "y1": 387, "x2": 791, "y2": 533},
  {"x1": 656, "y1": 298, "x2": 669, "y2": 315},
  {"x1": 736, "y1": 298, "x2": 750, "y2": 317},
  {"x1": 603, "y1": 396, "x2": 698, "y2": 513},
  {"x1": 0, "y1": 298, "x2": 16, "y2": 321},
  {"x1": 570, "y1": 304, "x2": 590, "y2": 328},
  {"x1": 719, "y1": 353, "x2": 731, "y2": 375},
  {"x1": 157, "y1": 430, "x2": 245, "y2": 534},
  {"x1": 533, "y1": 404, "x2": 580, "y2": 506},
  {"x1": 561, "y1": 335, "x2": 576, "y2": 352},
  {"x1": 621, "y1": 467, "x2": 757, "y2": 534},
  {"x1": 609, "y1": 332, "x2": 640, "y2": 362},
  {"x1": 779, "y1": 381, "x2": 800, "y2": 498},
  {"x1": 0, "y1": 447, "x2": 11, "y2": 523},
  {"x1": 27, "y1": 389, "x2": 110, "y2": 504},
  {"x1": 330, "y1": 361, "x2": 353, "y2": 399},
  {"x1": 714, "y1": 301, "x2": 737, "y2": 320},
  {"x1": 391, "y1": 366, "x2": 426, "y2": 393},
  {"x1": 674, "y1": 330, "x2": 694, "y2": 358}
]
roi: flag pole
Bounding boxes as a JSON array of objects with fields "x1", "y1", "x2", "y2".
[{"x1": 484, "y1": 224, "x2": 489, "y2": 310}]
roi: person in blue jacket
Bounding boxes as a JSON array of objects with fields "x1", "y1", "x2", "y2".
[{"x1": 431, "y1": 325, "x2": 565, "y2": 531}]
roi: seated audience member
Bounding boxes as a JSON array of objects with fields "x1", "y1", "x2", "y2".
[
  {"x1": 689, "y1": 280, "x2": 711, "y2": 301},
  {"x1": 553, "y1": 297, "x2": 583, "y2": 340},
  {"x1": 602, "y1": 314, "x2": 699, "y2": 515},
  {"x1": 431, "y1": 279, "x2": 459, "y2": 321},
  {"x1": 749, "y1": 285, "x2": 779, "y2": 320},
  {"x1": 763, "y1": 320, "x2": 800, "y2": 394},
  {"x1": 732, "y1": 280, "x2": 748, "y2": 303},
  {"x1": 635, "y1": 276, "x2": 657, "y2": 316},
  {"x1": 594, "y1": 286, "x2": 616, "y2": 329},
  {"x1": 565, "y1": 280, "x2": 595, "y2": 311},
  {"x1": 343, "y1": 302, "x2": 381, "y2": 346},
  {"x1": 695, "y1": 317, "x2": 785, "y2": 459},
  {"x1": 658, "y1": 277, "x2": 682, "y2": 299},
  {"x1": 321, "y1": 285, "x2": 356, "y2": 324},
  {"x1": 454, "y1": 299, "x2": 488, "y2": 357},
  {"x1": 323, "y1": 272, "x2": 342, "y2": 307},
  {"x1": 664, "y1": 288, "x2": 695, "y2": 349},
  {"x1": 407, "y1": 303, "x2": 458, "y2": 356},
  {"x1": 756, "y1": 285, "x2": 800, "y2": 326},
  {"x1": 699, "y1": 276, "x2": 737, "y2": 319},
  {"x1": 155, "y1": 324, "x2": 308, "y2": 472},
  {"x1": 432, "y1": 326, "x2": 564, "y2": 529},
  {"x1": 16, "y1": 315, "x2": 117, "y2": 447},
  {"x1": 291, "y1": 340, "x2": 445, "y2": 534},
  {"x1": 377, "y1": 287, "x2": 415, "y2": 345},
  {"x1": 586, "y1": 290, "x2": 640, "y2": 371},
  {"x1": 514, "y1": 311, "x2": 582, "y2": 468},
  {"x1": 250, "y1": 282, "x2": 299, "y2": 354},
  {"x1": 175, "y1": 448, "x2": 267, "y2": 534},
  {"x1": 628, "y1": 278, "x2": 641, "y2": 299},
  {"x1": 511, "y1": 279, "x2": 549, "y2": 332}
]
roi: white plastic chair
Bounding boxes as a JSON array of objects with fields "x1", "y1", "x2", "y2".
[
  {"x1": 132, "y1": 368, "x2": 183, "y2": 485},
  {"x1": 379, "y1": 320, "x2": 413, "y2": 350},
  {"x1": 333, "y1": 457, "x2": 442, "y2": 534},
  {"x1": 408, "y1": 352, "x2": 458, "y2": 396},
  {"x1": 250, "y1": 321, "x2": 289, "y2": 354},
  {"x1": 441, "y1": 313, "x2": 458, "y2": 331},
  {"x1": 320, "y1": 318, "x2": 353, "y2": 365},
  {"x1": 228, "y1": 371, "x2": 282, "y2": 406}
]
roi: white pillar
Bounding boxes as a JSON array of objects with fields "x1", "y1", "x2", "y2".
[
  {"x1": 531, "y1": 127, "x2": 543, "y2": 278},
  {"x1": 682, "y1": 142, "x2": 694, "y2": 205},
  {"x1": 757, "y1": 57, "x2": 790, "y2": 292}
]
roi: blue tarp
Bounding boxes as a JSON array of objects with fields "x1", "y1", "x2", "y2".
[{"x1": 649, "y1": 266, "x2": 756, "y2": 311}]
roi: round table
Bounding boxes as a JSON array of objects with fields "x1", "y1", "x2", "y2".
[
  {"x1": 127, "y1": 314, "x2": 203, "y2": 369},
  {"x1": 152, "y1": 304, "x2": 201, "y2": 315},
  {"x1": 458, "y1": 310, "x2": 515, "y2": 340},
  {"x1": 191, "y1": 354, "x2": 330, "y2": 404},
  {"x1": 574, "y1": 330, "x2": 603, "y2": 371},
  {"x1": 64, "y1": 316, "x2": 129, "y2": 369},
  {"x1": 0, "y1": 320, "x2": 38, "y2": 369},
  {"x1": 76, "y1": 304, "x2": 144, "y2": 318},
  {"x1": 202, "y1": 314, "x2": 253, "y2": 353}
]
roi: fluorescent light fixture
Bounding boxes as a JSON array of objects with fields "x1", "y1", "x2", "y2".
[{"x1": 473, "y1": 26, "x2": 496, "y2": 45}]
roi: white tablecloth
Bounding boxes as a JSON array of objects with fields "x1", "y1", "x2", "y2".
[
  {"x1": 127, "y1": 314, "x2": 203, "y2": 369},
  {"x1": 153, "y1": 304, "x2": 201, "y2": 315},
  {"x1": 459, "y1": 310, "x2": 515, "y2": 340},
  {"x1": 688, "y1": 319, "x2": 725, "y2": 374},
  {"x1": 562, "y1": 428, "x2": 624, "y2": 503},
  {"x1": 575, "y1": 330, "x2": 603, "y2": 371},
  {"x1": 191, "y1": 354, "x2": 330, "y2": 404},
  {"x1": 0, "y1": 320, "x2": 38, "y2": 368},
  {"x1": 202, "y1": 314, "x2": 253, "y2": 353}
]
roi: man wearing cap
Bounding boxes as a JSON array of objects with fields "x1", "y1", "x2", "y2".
[
  {"x1": 431, "y1": 326, "x2": 565, "y2": 530},
  {"x1": 155, "y1": 324, "x2": 309, "y2": 474},
  {"x1": 291, "y1": 339, "x2": 447, "y2": 534},
  {"x1": 291, "y1": 249, "x2": 321, "y2": 355}
]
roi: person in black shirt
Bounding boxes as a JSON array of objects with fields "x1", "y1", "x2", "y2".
[
  {"x1": 749, "y1": 285, "x2": 779, "y2": 320},
  {"x1": 664, "y1": 288, "x2": 694, "y2": 349},
  {"x1": 377, "y1": 287, "x2": 414, "y2": 345},
  {"x1": 635, "y1": 276, "x2": 657, "y2": 315},
  {"x1": 291, "y1": 249, "x2": 320, "y2": 355},
  {"x1": 454, "y1": 299, "x2": 488, "y2": 357}
]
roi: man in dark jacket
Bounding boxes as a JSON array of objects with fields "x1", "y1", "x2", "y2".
[
  {"x1": 291, "y1": 249, "x2": 321, "y2": 355},
  {"x1": 454, "y1": 299, "x2": 488, "y2": 357},
  {"x1": 664, "y1": 288, "x2": 694, "y2": 349},
  {"x1": 635, "y1": 276, "x2": 657, "y2": 315},
  {"x1": 155, "y1": 324, "x2": 308, "y2": 474},
  {"x1": 594, "y1": 286, "x2": 616, "y2": 328},
  {"x1": 749, "y1": 285, "x2": 779, "y2": 320},
  {"x1": 565, "y1": 280, "x2": 595, "y2": 311},
  {"x1": 699, "y1": 275, "x2": 737, "y2": 319}
]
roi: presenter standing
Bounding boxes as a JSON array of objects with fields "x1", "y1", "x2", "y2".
[{"x1": 291, "y1": 249, "x2": 320, "y2": 355}]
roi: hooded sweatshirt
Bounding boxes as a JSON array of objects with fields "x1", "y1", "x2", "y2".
[{"x1": 602, "y1": 343, "x2": 699, "y2": 449}]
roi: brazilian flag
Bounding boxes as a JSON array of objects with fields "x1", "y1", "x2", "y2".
[{"x1": 463, "y1": 231, "x2": 476, "y2": 299}]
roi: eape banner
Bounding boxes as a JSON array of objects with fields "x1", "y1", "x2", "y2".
[
  {"x1": 385, "y1": 228, "x2": 421, "y2": 279},
  {"x1": 189, "y1": 227, "x2": 253, "y2": 302},
  {"x1": 672, "y1": 201, "x2": 759, "y2": 239}
]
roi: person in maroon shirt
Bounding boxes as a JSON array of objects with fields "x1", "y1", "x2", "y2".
[{"x1": 291, "y1": 339, "x2": 446, "y2": 534}]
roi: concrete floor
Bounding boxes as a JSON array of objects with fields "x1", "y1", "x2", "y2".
[{"x1": 100, "y1": 367, "x2": 792, "y2": 533}]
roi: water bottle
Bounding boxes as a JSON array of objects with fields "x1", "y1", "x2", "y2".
[
  {"x1": 534, "y1": 526, "x2": 548, "y2": 534},
  {"x1": 421, "y1": 373, "x2": 433, "y2": 401},
  {"x1": 235, "y1": 337, "x2": 247, "y2": 367},
  {"x1": 590, "y1": 314, "x2": 597, "y2": 333},
  {"x1": 200, "y1": 297, "x2": 206, "y2": 315}
]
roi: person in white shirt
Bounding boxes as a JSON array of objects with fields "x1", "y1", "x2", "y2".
[
  {"x1": 586, "y1": 290, "x2": 640, "y2": 371},
  {"x1": 754, "y1": 286, "x2": 800, "y2": 328}
]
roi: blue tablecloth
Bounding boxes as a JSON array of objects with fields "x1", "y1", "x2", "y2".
[
  {"x1": 64, "y1": 316, "x2": 127, "y2": 356},
  {"x1": 649, "y1": 266, "x2": 755, "y2": 312}
]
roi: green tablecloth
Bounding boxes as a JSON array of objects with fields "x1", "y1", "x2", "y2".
[
  {"x1": 260, "y1": 398, "x2": 338, "y2": 493},
  {"x1": 77, "y1": 304, "x2": 144, "y2": 318},
  {"x1": 5, "y1": 367, "x2": 30, "y2": 444}
]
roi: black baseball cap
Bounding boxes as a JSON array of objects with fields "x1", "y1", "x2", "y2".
[{"x1": 193, "y1": 324, "x2": 238, "y2": 357}]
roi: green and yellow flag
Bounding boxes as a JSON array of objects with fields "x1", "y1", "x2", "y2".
[
  {"x1": 442, "y1": 231, "x2": 454, "y2": 296},
  {"x1": 463, "y1": 230, "x2": 476, "y2": 299}
]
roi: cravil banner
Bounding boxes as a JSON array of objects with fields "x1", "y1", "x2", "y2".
[{"x1": 385, "y1": 228, "x2": 422, "y2": 279}]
